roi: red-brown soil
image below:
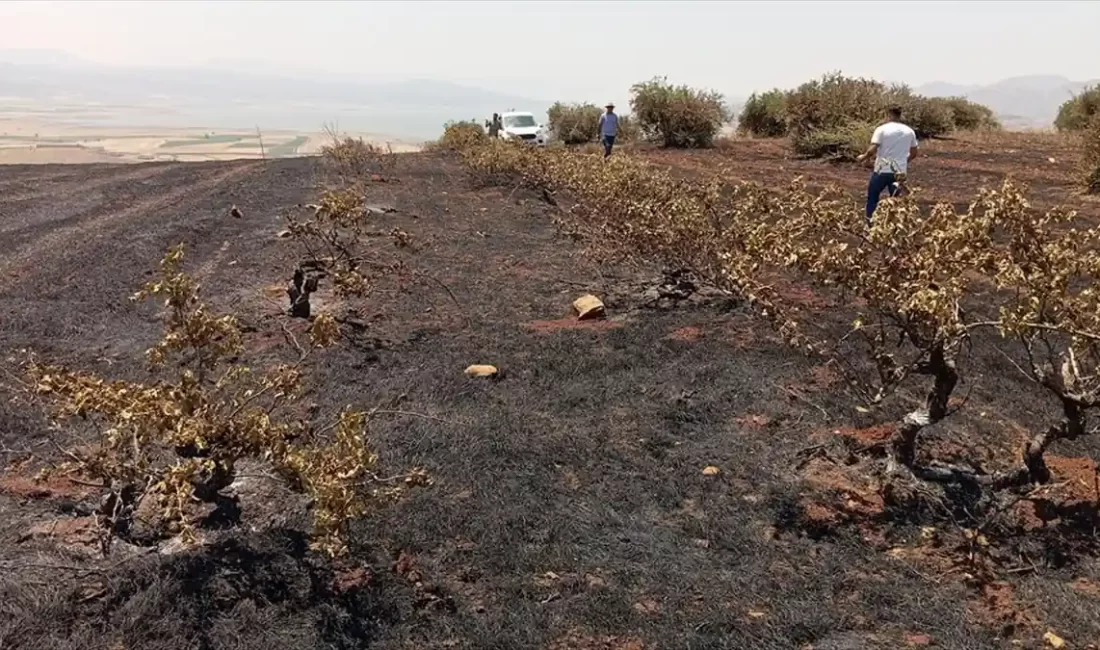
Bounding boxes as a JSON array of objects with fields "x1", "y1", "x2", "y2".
[{"x1": 0, "y1": 473, "x2": 97, "y2": 501}]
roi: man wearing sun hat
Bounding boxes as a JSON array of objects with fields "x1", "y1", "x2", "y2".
[{"x1": 597, "y1": 102, "x2": 619, "y2": 158}]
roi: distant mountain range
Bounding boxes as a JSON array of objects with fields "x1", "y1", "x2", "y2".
[
  {"x1": 0, "y1": 50, "x2": 549, "y2": 140},
  {"x1": 0, "y1": 50, "x2": 1094, "y2": 134},
  {"x1": 915, "y1": 75, "x2": 1098, "y2": 129},
  {"x1": 0, "y1": 62, "x2": 543, "y2": 111}
]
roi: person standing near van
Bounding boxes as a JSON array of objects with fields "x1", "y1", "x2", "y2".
[
  {"x1": 857, "y1": 105, "x2": 919, "y2": 224},
  {"x1": 598, "y1": 103, "x2": 618, "y2": 158}
]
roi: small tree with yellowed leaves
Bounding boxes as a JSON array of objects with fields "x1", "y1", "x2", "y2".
[
  {"x1": 277, "y1": 186, "x2": 419, "y2": 328},
  {"x1": 26, "y1": 245, "x2": 427, "y2": 555},
  {"x1": 458, "y1": 139, "x2": 1100, "y2": 499}
]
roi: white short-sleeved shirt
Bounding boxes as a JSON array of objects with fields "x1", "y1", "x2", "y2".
[{"x1": 870, "y1": 121, "x2": 918, "y2": 174}]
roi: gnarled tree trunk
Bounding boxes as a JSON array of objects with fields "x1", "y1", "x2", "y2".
[
  {"x1": 888, "y1": 342, "x2": 958, "y2": 472},
  {"x1": 991, "y1": 398, "x2": 1086, "y2": 488}
]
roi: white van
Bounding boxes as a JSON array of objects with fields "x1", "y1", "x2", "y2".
[{"x1": 498, "y1": 111, "x2": 548, "y2": 146}]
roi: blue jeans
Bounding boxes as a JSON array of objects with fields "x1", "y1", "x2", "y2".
[
  {"x1": 865, "y1": 172, "x2": 900, "y2": 224},
  {"x1": 602, "y1": 134, "x2": 616, "y2": 157}
]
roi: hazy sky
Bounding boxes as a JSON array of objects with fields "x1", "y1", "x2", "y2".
[{"x1": 2, "y1": 0, "x2": 1098, "y2": 105}]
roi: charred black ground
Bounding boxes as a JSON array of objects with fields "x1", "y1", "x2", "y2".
[{"x1": 2, "y1": 139, "x2": 1100, "y2": 649}]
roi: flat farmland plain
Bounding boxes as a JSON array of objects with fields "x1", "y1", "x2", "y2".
[{"x1": 0, "y1": 116, "x2": 420, "y2": 164}]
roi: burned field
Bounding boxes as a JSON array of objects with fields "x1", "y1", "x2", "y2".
[{"x1": 2, "y1": 136, "x2": 1100, "y2": 649}]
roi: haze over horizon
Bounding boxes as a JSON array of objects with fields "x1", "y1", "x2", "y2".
[
  {"x1": 1, "y1": 0, "x2": 1098, "y2": 137},
  {"x1": 4, "y1": 1, "x2": 1098, "y2": 98}
]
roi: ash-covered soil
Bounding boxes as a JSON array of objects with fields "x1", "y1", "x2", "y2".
[{"x1": 2, "y1": 139, "x2": 1099, "y2": 649}]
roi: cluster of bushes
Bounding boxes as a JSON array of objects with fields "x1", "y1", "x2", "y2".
[
  {"x1": 1055, "y1": 85, "x2": 1100, "y2": 132},
  {"x1": 738, "y1": 73, "x2": 1000, "y2": 160},
  {"x1": 789, "y1": 120, "x2": 877, "y2": 161},
  {"x1": 938, "y1": 96, "x2": 1000, "y2": 131},
  {"x1": 629, "y1": 77, "x2": 729, "y2": 148},
  {"x1": 547, "y1": 102, "x2": 603, "y2": 144},
  {"x1": 427, "y1": 120, "x2": 489, "y2": 151},
  {"x1": 1057, "y1": 86, "x2": 1100, "y2": 193},
  {"x1": 544, "y1": 77, "x2": 728, "y2": 149},
  {"x1": 735, "y1": 89, "x2": 787, "y2": 138},
  {"x1": 546, "y1": 102, "x2": 640, "y2": 145},
  {"x1": 1083, "y1": 116, "x2": 1100, "y2": 194}
]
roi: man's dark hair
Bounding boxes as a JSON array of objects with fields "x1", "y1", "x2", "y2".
[{"x1": 887, "y1": 105, "x2": 903, "y2": 120}]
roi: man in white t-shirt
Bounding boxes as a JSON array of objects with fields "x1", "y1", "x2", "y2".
[{"x1": 857, "y1": 105, "x2": 919, "y2": 224}]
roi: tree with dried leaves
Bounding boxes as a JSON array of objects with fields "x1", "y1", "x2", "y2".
[
  {"x1": 459, "y1": 138, "x2": 1100, "y2": 501},
  {"x1": 25, "y1": 245, "x2": 427, "y2": 556},
  {"x1": 283, "y1": 188, "x2": 414, "y2": 317}
]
